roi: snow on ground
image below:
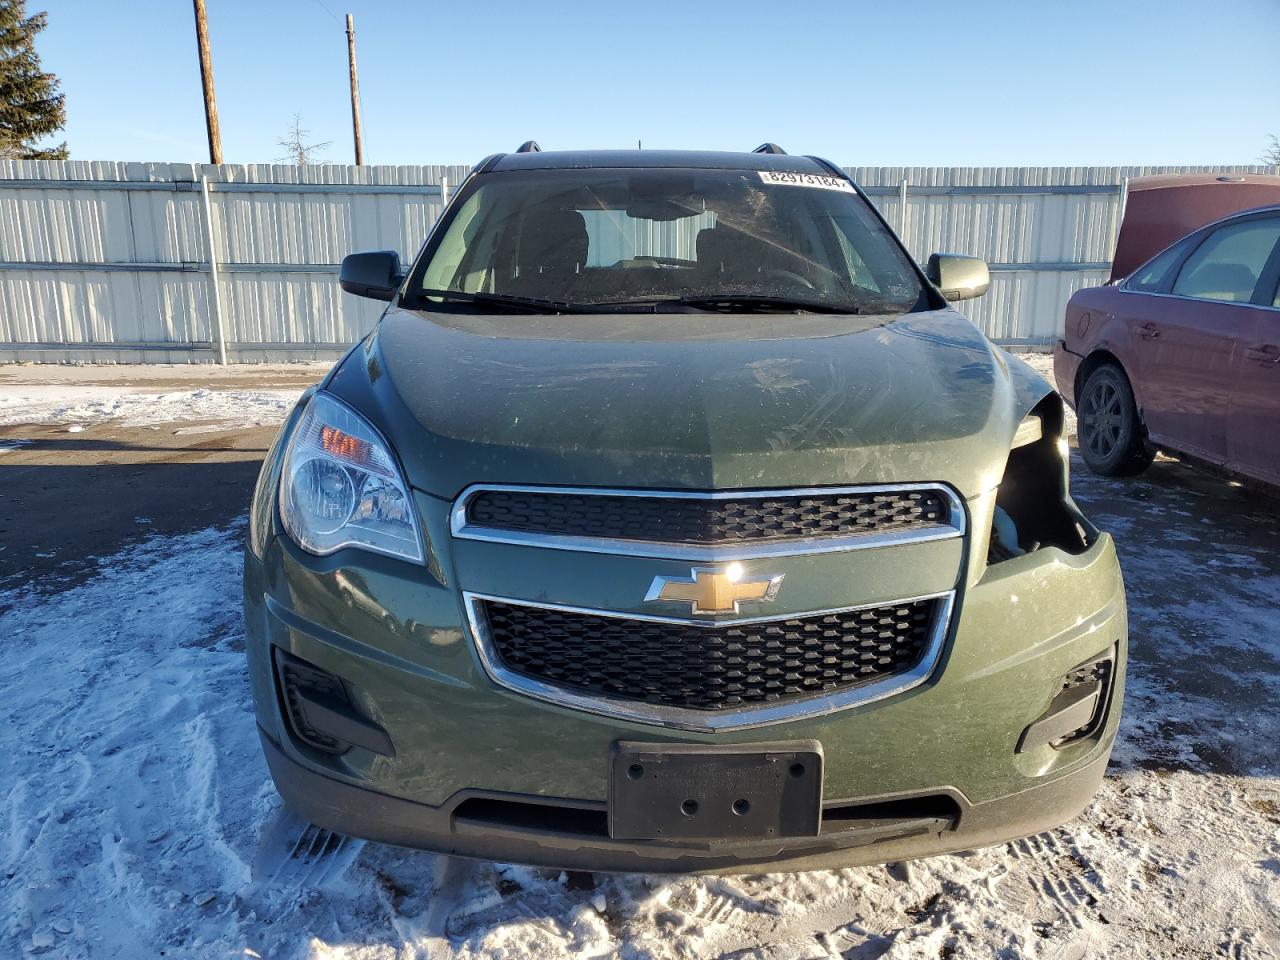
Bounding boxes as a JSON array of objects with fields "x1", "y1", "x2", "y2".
[
  {"x1": 2, "y1": 462, "x2": 1279, "y2": 959},
  {"x1": 0, "y1": 384, "x2": 302, "y2": 429}
]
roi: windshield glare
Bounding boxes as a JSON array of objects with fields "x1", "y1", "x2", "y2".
[{"x1": 412, "y1": 168, "x2": 926, "y2": 313}]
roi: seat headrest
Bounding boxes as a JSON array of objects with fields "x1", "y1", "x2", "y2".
[
  {"x1": 518, "y1": 208, "x2": 588, "y2": 275},
  {"x1": 695, "y1": 224, "x2": 770, "y2": 272},
  {"x1": 1180, "y1": 262, "x2": 1257, "y2": 301}
]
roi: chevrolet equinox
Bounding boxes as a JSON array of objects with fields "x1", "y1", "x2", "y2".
[{"x1": 243, "y1": 144, "x2": 1127, "y2": 873}]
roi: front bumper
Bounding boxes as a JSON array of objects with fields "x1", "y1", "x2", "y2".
[
  {"x1": 244, "y1": 482, "x2": 1127, "y2": 872},
  {"x1": 259, "y1": 722, "x2": 1112, "y2": 873}
]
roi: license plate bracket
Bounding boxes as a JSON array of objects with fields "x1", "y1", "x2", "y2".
[{"x1": 608, "y1": 740, "x2": 823, "y2": 841}]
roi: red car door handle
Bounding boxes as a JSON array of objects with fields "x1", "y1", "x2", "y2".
[
  {"x1": 1136, "y1": 322, "x2": 1161, "y2": 340},
  {"x1": 1246, "y1": 343, "x2": 1280, "y2": 365}
]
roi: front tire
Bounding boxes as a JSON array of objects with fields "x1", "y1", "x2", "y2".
[{"x1": 1078, "y1": 364, "x2": 1154, "y2": 476}]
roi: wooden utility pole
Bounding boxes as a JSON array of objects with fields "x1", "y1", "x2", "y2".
[
  {"x1": 192, "y1": 0, "x2": 223, "y2": 164},
  {"x1": 345, "y1": 14, "x2": 364, "y2": 166}
]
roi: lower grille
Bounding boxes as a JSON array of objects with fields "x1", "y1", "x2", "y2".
[
  {"x1": 476, "y1": 597, "x2": 944, "y2": 715},
  {"x1": 450, "y1": 792, "x2": 960, "y2": 840}
]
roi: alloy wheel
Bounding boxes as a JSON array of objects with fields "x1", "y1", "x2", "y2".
[{"x1": 1081, "y1": 377, "x2": 1124, "y2": 460}]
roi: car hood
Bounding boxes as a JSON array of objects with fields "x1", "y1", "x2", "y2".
[{"x1": 326, "y1": 306, "x2": 1052, "y2": 501}]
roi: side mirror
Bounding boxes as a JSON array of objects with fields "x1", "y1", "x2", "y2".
[
  {"x1": 339, "y1": 250, "x2": 404, "y2": 301},
  {"x1": 926, "y1": 253, "x2": 990, "y2": 301}
]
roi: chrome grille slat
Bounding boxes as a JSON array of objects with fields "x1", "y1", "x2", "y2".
[{"x1": 453, "y1": 483, "x2": 964, "y2": 730}]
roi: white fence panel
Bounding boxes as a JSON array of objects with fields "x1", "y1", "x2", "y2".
[
  {"x1": 0, "y1": 161, "x2": 1275, "y2": 362},
  {"x1": 855, "y1": 165, "x2": 1277, "y2": 344}
]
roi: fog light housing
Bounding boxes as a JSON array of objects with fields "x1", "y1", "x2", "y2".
[
  {"x1": 273, "y1": 648, "x2": 394, "y2": 757},
  {"x1": 1018, "y1": 647, "x2": 1114, "y2": 752}
]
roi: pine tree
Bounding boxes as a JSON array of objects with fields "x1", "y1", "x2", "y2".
[{"x1": 0, "y1": 0, "x2": 66, "y2": 160}]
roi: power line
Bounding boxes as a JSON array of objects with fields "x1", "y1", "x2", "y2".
[{"x1": 304, "y1": 0, "x2": 342, "y2": 23}]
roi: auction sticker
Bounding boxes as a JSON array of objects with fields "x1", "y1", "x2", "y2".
[{"x1": 758, "y1": 170, "x2": 855, "y2": 192}]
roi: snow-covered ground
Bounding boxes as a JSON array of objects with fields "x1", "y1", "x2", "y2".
[
  {"x1": 0, "y1": 384, "x2": 302, "y2": 429},
  {"x1": 2, "y1": 357, "x2": 1278, "y2": 958},
  {"x1": 4, "y1": 468, "x2": 1277, "y2": 959}
]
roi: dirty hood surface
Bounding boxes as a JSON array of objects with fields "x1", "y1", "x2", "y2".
[{"x1": 327, "y1": 307, "x2": 1051, "y2": 501}]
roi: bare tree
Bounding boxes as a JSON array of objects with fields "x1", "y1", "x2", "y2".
[
  {"x1": 275, "y1": 114, "x2": 331, "y2": 165},
  {"x1": 1262, "y1": 134, "x2": 1280, "y2": 167}
]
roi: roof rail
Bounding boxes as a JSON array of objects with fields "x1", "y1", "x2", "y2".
[
  {"x1": 806, "y1": 156, "x2": 849, "y2": 180},
  {"x1": 515, "y1": 140, "x2": 542, "y2": 153},
  {"x1": 752, "y1": 143, "x2": 787, "y2": 155}
]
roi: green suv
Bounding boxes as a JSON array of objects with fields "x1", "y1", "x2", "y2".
[{"x1": 244, "y1": 145, "x2": 1126, "y2": 873}]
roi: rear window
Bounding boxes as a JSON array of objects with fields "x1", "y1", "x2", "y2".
[{"x1": 412, "y1": 167, "x2": 926, "y2": 315}]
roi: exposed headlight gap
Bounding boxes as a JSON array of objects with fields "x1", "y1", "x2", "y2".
[{"x1": 988, "y1": 396, "x2": 1093, "y2": 565}]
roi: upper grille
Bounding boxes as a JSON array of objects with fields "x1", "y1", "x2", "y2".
[
  {"x1": 464, "y1": 488, "x2": 951, "y2": 547},
  {"x1": 477, "y1": 598, "x2": 942, "y2": 714}
]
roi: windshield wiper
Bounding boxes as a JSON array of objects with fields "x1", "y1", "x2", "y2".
[
  {"x1": 608, "y1": 294, "x2": 861, "y2": 315},
  {"x1": 416, "y1": 288, "x2": 592, "y2": 314},
  {"x1": 417, "y1": 289, "x2": 863, "y2": 316}
]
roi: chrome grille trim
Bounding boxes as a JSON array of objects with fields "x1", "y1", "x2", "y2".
[
  {"x1": 463, "y1": 591, "x2": 956, "y2": 733},
  {"x1": 450, "y1": 483, "x2": 967, "y2": 561}
]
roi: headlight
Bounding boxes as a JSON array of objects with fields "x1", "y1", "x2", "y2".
[{"x1": 279, "y1": 392, "x2": 424, "y2": 563}]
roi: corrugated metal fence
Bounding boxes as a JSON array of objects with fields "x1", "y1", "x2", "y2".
[
  {"x1": 0, "y1": 161, "x2": 470, "y2": 363},
  {"x1": 1, "y1": 160, "x2": 1274, "y2": 362}
]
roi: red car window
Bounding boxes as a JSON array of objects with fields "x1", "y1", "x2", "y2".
[
  {"x1": 1126, "y1": 240, "x2": 1191, "y2": 293},
  {"x1": 1172, "y1": 218, "x2": 1280, "y2": 304}
]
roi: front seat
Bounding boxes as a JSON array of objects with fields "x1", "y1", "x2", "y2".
[
  {"x1": 1177, "y1": 262, "x2": 1258, "y2": 302},
  {"x1": 693, "y1": 223, "x2": 815, "y2": 293},
  {"x1": 695, "y1": 224, "x2": 766, "y2": 283},
  {"x1": 511, "y1": 208, "x2": 589, "y2": 297}
]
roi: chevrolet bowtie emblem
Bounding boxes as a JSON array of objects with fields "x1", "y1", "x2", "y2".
[{"x1": 645, "y1": 563, "x2": 784, "y2": 616}]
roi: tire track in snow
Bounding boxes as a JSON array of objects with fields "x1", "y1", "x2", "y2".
[{"x1": 1006, "y1": 829, "x2": 1106, "y2": 928}]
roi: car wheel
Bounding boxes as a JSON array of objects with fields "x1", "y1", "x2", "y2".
[{"x1": 1078, "y1": 363, "x2": 1154, "y2": 476}]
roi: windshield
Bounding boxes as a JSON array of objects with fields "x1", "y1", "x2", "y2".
[{"x1": 409, "y1": 167, "x2": 927, "y2": 314}]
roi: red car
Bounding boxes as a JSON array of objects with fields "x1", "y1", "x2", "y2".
[{"x1": 1056, "y1": 174, "x2": 1280, "y2": 484}]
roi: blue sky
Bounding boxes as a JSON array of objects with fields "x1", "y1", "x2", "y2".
[{"x1": 37, "y1": 0, "x2": 1280, "y2": 167}]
